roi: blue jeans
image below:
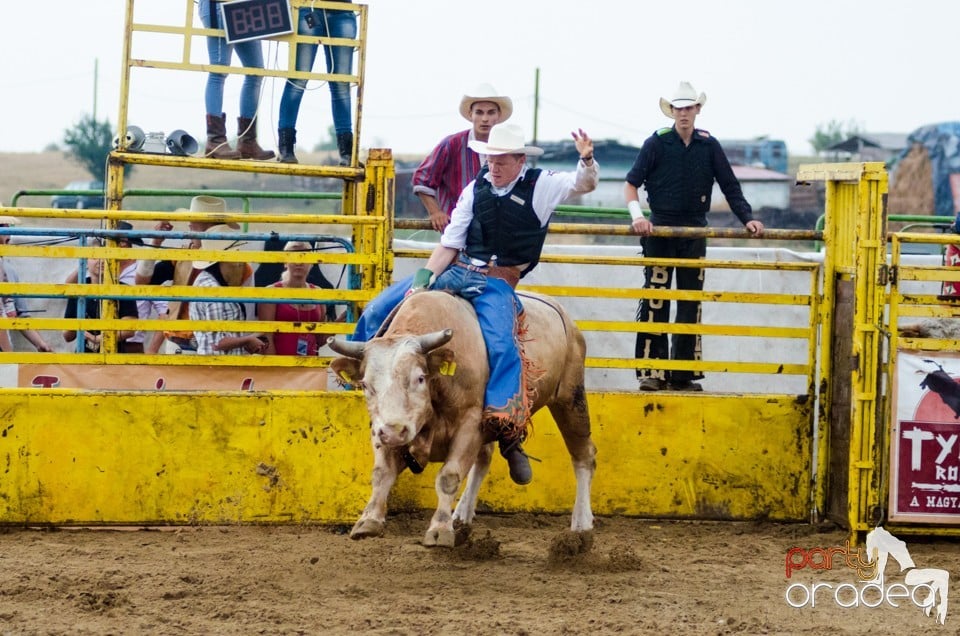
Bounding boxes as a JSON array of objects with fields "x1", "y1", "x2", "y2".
[
  {"x1": 351, "y1": 274, "x2": 412, "y2": 343},
  {"x1": 199, "y1": 0, "x2": 264, "y2": 118},
  {"x1": 352, "y1": 261, "x2": 487, "y2": 341},
  {"x1": 278, "y1": 7, "x2": 356, "y2": 133}
]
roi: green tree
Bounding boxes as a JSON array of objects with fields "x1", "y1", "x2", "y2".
[
  {"x1": 808, "y1": 119, "x2": 863, "y2": 154},
  {"x1": 62, "y1": 114, "x2": 115, "y2": 182}
]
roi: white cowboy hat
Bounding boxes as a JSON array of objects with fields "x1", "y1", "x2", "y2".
[
  {"x1": 659, "y1": 81, "x2": 707, "y2": 119},
  {"x1": 459, "y1": 83, "x2": 513, "y2": 122},
  {"x1": 187, "y1": 195, "x2": 241, "y2": 229},
  {"x1": 467, "y1": 123, "x2": 543, "y2": 157},
  {"x1": 0, "y1": 216, "x2": 20, "y2": 226},
  {"x1": 192, "y1": 224, "x2": 245, "y2": 269}
]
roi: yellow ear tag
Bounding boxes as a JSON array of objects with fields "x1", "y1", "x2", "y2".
[
  {"x1": 439, "y1": 361, "x2": 457, "y2": 376},
  {"x1": 338, "y1": 369, "x2": 353, "y2": 382}
]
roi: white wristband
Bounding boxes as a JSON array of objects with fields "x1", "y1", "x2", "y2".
[
  {"x1": 136, "y1": 259, "x2": 157, "y2": 277},
  {"x1": 627, "y1": 200, "x2": 645, "y2": 222}
]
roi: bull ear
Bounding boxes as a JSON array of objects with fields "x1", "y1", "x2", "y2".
[
  {"x1": 426, "y1": 348, "x2": 457, "y2": 377},
  {"x1": 330, "y1": 357, "x2": 362, "y2": 386},
  {"x1": 327, "y1": 336, "x2": 365, "y2": 359},
  {"x1": 416, "y1": 329, "x2": 453, "y2": 353}
]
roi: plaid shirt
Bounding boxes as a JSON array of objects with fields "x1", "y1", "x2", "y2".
[
  {"x1": 412, "y1": 129, "x2": 482, "y2": 216},
  {"x1": 189, "y1": 270, "x2": 246, "y2": 355}
]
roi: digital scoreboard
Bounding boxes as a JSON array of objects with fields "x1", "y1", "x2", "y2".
[{"x1": 219, "y1": 0, "x2": 293, "y2": 44}]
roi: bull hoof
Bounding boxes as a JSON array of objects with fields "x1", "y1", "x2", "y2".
[
  {"x1": 453, "y1": 519, "x2": 472, "y2": 546},
  {"x1": 349, "y1": 518, "x2": 385, "y2": 540},
  {"x1": 422, "y1": 526, "x2": 456, "y2": 548}
]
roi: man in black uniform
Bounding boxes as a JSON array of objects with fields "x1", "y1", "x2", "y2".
[{"x1": 623, "y1": 81, "x2": 764, "y2": 392}]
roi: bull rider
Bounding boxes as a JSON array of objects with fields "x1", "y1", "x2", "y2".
[{"x1": 351, "y1": 123, "x2": 598, "y2": 485}]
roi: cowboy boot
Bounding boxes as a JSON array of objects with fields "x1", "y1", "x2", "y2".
[
  {"x1": 236, "y1": 116, "x2": 275, "y2": 160},
  {"x1": 277, "y1": 127, "x2": 298, "y2": 164},
  {"x1": 336, "y1": 131, "x2": 353, "y2": 166},
  {"x1": 498, "y1": 435, "x2": 533, "y2": 485},
  {"x1": 204, "y1": 113, "x2": 241, "y2": 159}
]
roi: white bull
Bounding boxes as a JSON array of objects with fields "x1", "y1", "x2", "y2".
[{"x1": 328, "y1": 290, "x2": 596, "y2": 547}]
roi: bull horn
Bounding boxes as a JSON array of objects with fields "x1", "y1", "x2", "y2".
[
  {"x1": 415, "y1": 329, "x2": 453, "y2": 353},
  {"x1": 327, "y1": 336, "x2": 365, "y2": 359}
]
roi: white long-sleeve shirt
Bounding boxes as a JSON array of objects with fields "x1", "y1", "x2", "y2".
[{"x1": 440, "y1": 159, "x2": 599, "y2": 251}]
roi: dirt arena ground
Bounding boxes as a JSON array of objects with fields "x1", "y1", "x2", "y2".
[{"x1": 0, "y1": 513, "x2": 956, "y2": 635}]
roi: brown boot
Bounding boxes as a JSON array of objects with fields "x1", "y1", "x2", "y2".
[
  {"x1": 204, "y1": 113, "x2": 240, "y2": 159},
  {"x1": 236, "y1": 116, "x2": 275, "y2": 160}
]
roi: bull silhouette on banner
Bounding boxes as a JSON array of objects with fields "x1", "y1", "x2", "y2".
[{"x1": 920, "y1": 359, "x2": 960, "y2": 419}]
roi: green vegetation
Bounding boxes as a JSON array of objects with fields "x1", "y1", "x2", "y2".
[
  {"x1": 62, "y1": 114, "x2": 115, "y2": 182},
  {"x1": 808, "y1": 119, "x2": 863, "y2": 154}
]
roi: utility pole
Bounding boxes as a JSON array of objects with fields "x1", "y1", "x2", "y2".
[{"x1": 532, "y1": 68, "x2": 540, "y2": 145}]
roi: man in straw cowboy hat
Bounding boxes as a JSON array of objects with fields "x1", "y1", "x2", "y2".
[
  {"x1": 189, "y1": 226, "x2": 265, "y2": 355},
  {"x1": 0, "y1": 215, "x2": 52, "y2": 352},
  {"x1": 624, "y1": 81, "x2": 763, "y2": 392},
  {"x1": 133, "y1": 195, "x2": 252, "y2": 354},
  {"x1": 412, "y1": 83, "x2": 513, "y2": 232},
  {"x1": 352, "y1": 122, "x2": 598, "y2": 484}
]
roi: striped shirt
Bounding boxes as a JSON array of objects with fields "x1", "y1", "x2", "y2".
[
  {"x1": 189, "y1": 270, "x2": 247, "y2": 355},
  {"x1": 412, "y1": 129, "x2": 483, "y2": 216}
]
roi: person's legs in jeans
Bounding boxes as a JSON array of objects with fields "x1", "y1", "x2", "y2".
[
  {"x1": 471, "y1": 278, "x2": 532, "y2": 484},
  {"x1": 472, "y1": 279, "x2": 523, "y2": 417},
  {"x1": 200, "y1": 0, "x2": 230, "y2": 116},
  {"x1": 670, "y1": 237, "x2": 707, "y2": 385},
  {"x1": 278, "y1": 9, "x2": 321, "y2": 129},
  {"x1": 233, "y1": 40, "x2": 265, "y2": 119},
  {"x1": 320, "y1": 9, "x2": 357, "y2": 135}
]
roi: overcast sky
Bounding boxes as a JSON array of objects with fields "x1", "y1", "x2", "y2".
[{"x1": 6, "y1": 1, "x2": 958, "y2": 159}]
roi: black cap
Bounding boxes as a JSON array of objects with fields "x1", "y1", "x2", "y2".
[{"x1": 115, "y1": 221, "x2": 144, "y2": 246}]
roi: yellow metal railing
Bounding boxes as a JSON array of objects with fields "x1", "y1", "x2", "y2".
[
  {"x1": 0, "y1": 207, "x2": 389, "y2": 366},
  {"x1": 800, "y1": 162, "x2": 890, "y2": 540},
  {"x1": 394, "y1": 222, "x2": 823, "y2": 384}
]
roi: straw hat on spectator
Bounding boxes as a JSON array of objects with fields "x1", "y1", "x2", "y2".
[
  {"x1": 181, "y1": 195, "x2": 241, "y2": 230},
  {"x1": 192, "y1": 224, "x2": 245, "y2": 269}
]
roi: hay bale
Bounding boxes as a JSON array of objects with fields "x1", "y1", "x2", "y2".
[{"x1": 889, "y1": 143, "x2": 934, "y2": 215}]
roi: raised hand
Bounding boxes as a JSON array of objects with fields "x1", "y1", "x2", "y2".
[{"x1": 571, "y1": 128, "x2": 594, "y2": 159}]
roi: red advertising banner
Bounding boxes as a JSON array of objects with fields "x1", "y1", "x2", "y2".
[{"x1": 892, "y1": 351, "x2": 960, "y2": 523}]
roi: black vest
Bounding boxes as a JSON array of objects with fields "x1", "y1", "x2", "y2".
[
  {"x1": 464, "y1": 167, "x2": 545, "y2": 277},
  {"x1": 645, "y1": 128, "x2": 716, "y2": 223}
]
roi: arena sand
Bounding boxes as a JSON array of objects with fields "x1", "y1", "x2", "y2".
[{"x1": 0, "y1": 513, "x2": 957, "y2": 634}]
